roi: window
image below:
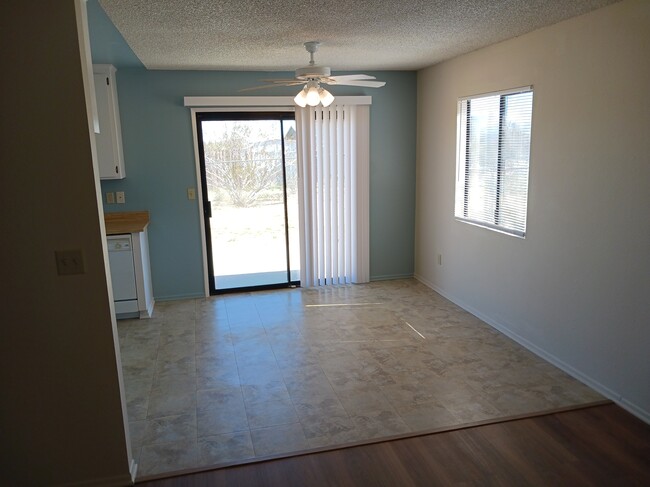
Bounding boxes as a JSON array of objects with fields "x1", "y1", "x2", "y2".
[{"x1": 455, "y1": 87, "x2": 533, "y2": 237}]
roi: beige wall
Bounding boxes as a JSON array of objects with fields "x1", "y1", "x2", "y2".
[
  {"x1": 416, "y1": 0, "x2": 650, "y2": 421},
  {"x1": 0, "y1": 1, "x2": 131, "y2": 484}
]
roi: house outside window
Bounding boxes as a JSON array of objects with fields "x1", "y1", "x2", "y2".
[{"x1": 455, "y1": 87, "x2": 533, "y2": 237}]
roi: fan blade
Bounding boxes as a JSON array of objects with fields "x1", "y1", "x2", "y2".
[
  {"x1": 259, "y1": 79, "x2": 305, "y2": 84},
  {"x1": 328, "y1": 74, "x2": 376, "y2": 81},
  {"x1": 325, "y1": 80, "x2": 386, "y2": 88},
  {"x1": 239, "y1": 79, "x2": 307, "y2": 92},
  {"x1": 238, "y1": 84, "x2": 288, "y2": 92}
]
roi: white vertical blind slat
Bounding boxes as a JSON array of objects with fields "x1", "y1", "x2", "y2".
[
  {"x1": 336, "y1": 107, "x2": 345, "y2": 284},
  {"x1": 326, "y1": 108, "x2": 334, "y2": 283},
  {"x1": 344, "y1": 108, "x2": 352, "y2": 284},
  {"x1": 329, "y1": 107, "x2": 338, "y2": 284},
  {"x1": 309, "y1": 107, "x2": 319, "y2": 285},
  {"x1": 321, "y1": 109, "x2": 329, "y2": 284},
  {"x1": 356, "y1": 105, "x2": 370, "y2": 282},
  {"x1": 315, "y1": 109, "x2": 325, "y2": 285},
  {"x1": 350, "y1": 106, "x2": 358, "y2": 284},
  {"x1": 295, "y1": 108, "x2": 311, "y2": 286}
]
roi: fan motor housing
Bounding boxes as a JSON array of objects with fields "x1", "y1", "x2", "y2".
[{"x1": 295, "y1": 65, "x2": 331, "y2": 80}]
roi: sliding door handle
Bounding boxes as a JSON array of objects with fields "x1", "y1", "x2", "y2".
[{"x1": 204, "y1": 201, "x2": 212, "y2": 218}]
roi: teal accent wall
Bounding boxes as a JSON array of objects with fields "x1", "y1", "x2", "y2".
[
  {"x1": 101, "y1": 70, "x2": 416, "y2": 299},
  {"x1": 88, "y1": 0, "x2": 416, "y2": 299}
]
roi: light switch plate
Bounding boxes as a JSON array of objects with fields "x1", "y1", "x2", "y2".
[
  {"x1": 116, "y1": 191, "x2": 125, "y2": 204},
  {"x1": 106, "y1": 192, "x2": 115, "y2": 204},
  {"x1": 55, "y1": 250, "x2": 85, "y2": 275},
  {"x1": 187, "y1": 188, "x2": 196, "y2": 200}
]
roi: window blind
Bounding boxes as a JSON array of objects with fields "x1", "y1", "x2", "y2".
[
  {"x1": 295, "y1": 104, "x2": 370, "y2": 286},
  {"x1": 455, "y1": 88, "x2": 533, "y2": 237}
]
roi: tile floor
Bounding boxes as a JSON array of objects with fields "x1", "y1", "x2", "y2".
[{"x1": 117, "y1": 279, "x2": 603, "y2": 478}]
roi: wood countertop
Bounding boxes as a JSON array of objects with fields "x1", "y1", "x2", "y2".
[{"x1": 105, "y1": 211, "x2": 150, "y2": 235}]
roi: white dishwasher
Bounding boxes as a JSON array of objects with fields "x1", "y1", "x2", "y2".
[{"x1": 107, "y1": 234, "x2": 139, "y2": 318}]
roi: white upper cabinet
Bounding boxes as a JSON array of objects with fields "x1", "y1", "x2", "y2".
[{"x1": 93, "y1": 64, "x2": 125, "y2": 179}]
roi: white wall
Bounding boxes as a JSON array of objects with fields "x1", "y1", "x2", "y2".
[
  {"x1": 0, "y1": 1, "x2": 131, "y2": 484},
  {"x1": 416, "y1": 0, "x2": 650, "y2": 421}
]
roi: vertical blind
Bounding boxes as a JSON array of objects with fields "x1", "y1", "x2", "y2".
[
  {"x1": 455, "y1": 88, "x2": 533, "y2": 237},
  {"x1": 295, "y1": 104, "x2": 370, "y2": 286}
]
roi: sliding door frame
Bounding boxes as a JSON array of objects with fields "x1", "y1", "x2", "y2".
[
  {"x1": 187, "y1": 97, "x2": 370, "y2": 297},
  {"x1": 194, "y1": 110, "x2": 298, "y2": 295}
]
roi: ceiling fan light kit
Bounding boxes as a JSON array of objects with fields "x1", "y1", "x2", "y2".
[
  {"x1": 242, "y1": 41, "x2": 386, "y2": 107},
  {"x1": 294, "y1": 80, "x2": 335, "y2": 108},
  {"x1": 319, "y1": 88, "x2": 335, "y2": 107}
]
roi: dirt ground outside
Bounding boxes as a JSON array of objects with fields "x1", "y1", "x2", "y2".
[{"x1": 210, "y1": 193, "x2": 300, "y2": 277}]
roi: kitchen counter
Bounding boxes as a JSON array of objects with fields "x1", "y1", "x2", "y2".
[{"x1": 105, "y1": 211, "x2": 149, "y2": 235}]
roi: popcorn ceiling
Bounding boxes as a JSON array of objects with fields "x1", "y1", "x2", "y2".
[{"x1": 99, "y1": 0, "x2": 619, "y2": 71}]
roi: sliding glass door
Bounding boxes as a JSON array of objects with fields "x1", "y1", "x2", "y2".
[{"x1": 196, "y1": 113, "x2": 300, "y2": 293}]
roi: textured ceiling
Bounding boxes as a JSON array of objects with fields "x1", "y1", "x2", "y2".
[{"x1": 98, "y1": 0, "x2": 619, "y2": 71}]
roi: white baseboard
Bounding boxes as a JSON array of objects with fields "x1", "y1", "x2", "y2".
[
  {"x1": 155, "y1": 292, "x2": 205, "y2": 302},
  {"x1": 369, "y1": 273, "x2": 415, "y2": 281},
  {"x1": 129, "y1": 457, "x2": 138, "y2": 483},
  {"x1": 414, "y1": 273, "x2": 650, "y2": 425}
]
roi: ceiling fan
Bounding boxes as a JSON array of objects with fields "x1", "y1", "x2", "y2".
[{"x1": 241, "y1": 41, "x2": 386, "y2": 107}]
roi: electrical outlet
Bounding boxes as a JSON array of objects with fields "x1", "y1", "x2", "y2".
[
  {"x1": 106, "y1": 192, "x2": 115, "y2": 204},
  {"x1": 187, "y1": 188, "x2": 196, "y2": 200},
  {"x1": 116, "y1": 191, "x2": 125, "y2": 204},
  {"x1": 55, "y1": 250, "x2": 85, "y2": 275}
]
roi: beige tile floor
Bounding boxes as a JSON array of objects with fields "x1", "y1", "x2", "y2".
[{"x1": 117, "y1": 279, "x2": 603, "y2": 478}]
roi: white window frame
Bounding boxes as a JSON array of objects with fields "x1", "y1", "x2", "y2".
[{"x1": 454, "y1": 86, "x2": 534, "y2": 238}]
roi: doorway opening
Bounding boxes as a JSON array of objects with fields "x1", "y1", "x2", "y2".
[{"x1": 196, "y1": 112, "x2": 300, "y2": 294}]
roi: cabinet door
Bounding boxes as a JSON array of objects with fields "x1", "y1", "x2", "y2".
[{"x1": 93, "y1": 66, "x2": 125, "y2": 179}]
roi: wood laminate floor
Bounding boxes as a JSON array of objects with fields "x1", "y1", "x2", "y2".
[{"x1": 137, "y1": 404, "x2": 650, "y2": 486}]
